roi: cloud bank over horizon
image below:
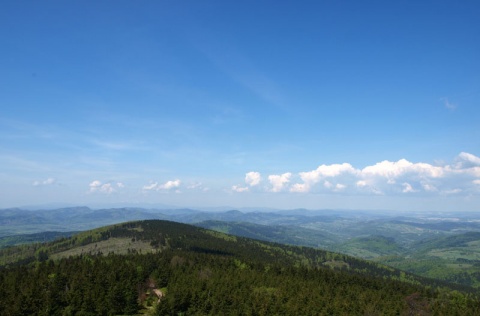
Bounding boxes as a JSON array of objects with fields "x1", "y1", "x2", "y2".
[
  {"x1": 234, "y1": 152, "x2": 480, "y2": 197},
  {"x1": 4, "y1": 152, "x2": 480, "y2": 212}
]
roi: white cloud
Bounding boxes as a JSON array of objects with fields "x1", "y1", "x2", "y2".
[
  {"x1": 245, "y1": 171, "x2": 261, "y2": 186},
  {"x1": 299, "y1": 163, "x2": 356, "y2": 184},
  {"x1": 443, "y1": 189, "x2": 462, "y2": 195},
  {"x1": 241, "y1": 152, "x2": 480, "y2": 197},
  {"x1": 360, "y1": 159, "x2": 443, "y2": 179},
  {"x1": 324, "y1": 181, "x2": 346, "y2": 191},
  {"x1": 456, "y1": 152, "x2": 480, "y2": 168},
  {"x1": 356, "y1": 180, "x2": 367, "y2": 187},
  {"x1": 402, "y1": 182, "x2": 416, "y2": 193},
  {"x1": 187, "y1": 182, "x2": 202, "y2": 189},
  {"x1": 89, "y1": 180, "x2": 102, "y2": 192},
  {"x1": 143, "y1": 182, "x2": 158, "y2": 191},
  {"x1": 268, "y1": 172, "x2": 291, "y2": 192},
  {"x1": 186, "y1": 182, "x2": 209, "y2": 191},
  {"x1": 292, "y1": 163, "x2": 357, "y2": 193},
  {"x1": 422, "y1": 182, "x2": 438, "y2": 192},
  {"x1": 290, "y1": 183, "x2": 309, "y2": 193},
  {"x1": 33, "y1": 177, "x2": 56, "y2": 186},
  {"x1": 160, "y1": 179, "x2": 181, "y2": 190},
  {"x1": 143, "y1": 179, "x2": 182, "y2": 191},
  {"x1": 99, "y1": 183, "x2": 115, "y2": 194},
  {"x1": 361, "y1": 159, "x2": 408, "y2": 178},
  {"x1": 355, "y1": 179, "x2": 383, "y2": 195},
  {"x1": 89, "y1": 180, "x2": 124, "y2": 194},
  {"x1": 232, "y1": 185, "x2": 249, "y2": 193}
]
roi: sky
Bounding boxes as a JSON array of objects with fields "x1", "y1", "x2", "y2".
[{"x1": 1, "y1": 1, "x2": 479, "y2": 211}]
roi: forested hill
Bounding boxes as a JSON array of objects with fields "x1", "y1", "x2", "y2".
[{"x1": 1, "y1": 220, "x2": 479, "y2": 315}]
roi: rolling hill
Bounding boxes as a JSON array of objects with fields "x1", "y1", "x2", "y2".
[{"x1": 1, "y1": 220, "x2": 479, "y2": 315}]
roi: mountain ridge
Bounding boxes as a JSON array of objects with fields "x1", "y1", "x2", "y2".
[{"x1": 1, "y1": 219, "x2": 479, "y2": 315}]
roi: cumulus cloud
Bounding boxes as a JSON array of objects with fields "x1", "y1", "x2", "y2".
[
  {"x1": 245, "y1": 171, "x2": 261, "y2": 186},
  {"x1": 361, "y1": 159, "x2": 444, "y2": 180},
  {"x1": 456, "y1": 152, "x2": 480, "y2": 168},
  {"x1": 356, "y1": 155, "x2": 478, "y2": 195},
  {"x1": 299, "y1": 163, "x2": 356, "y2": 185},
  {"x1": 89, "y1": 180, "x2": 102, "y2": 191},
  {"x1": 268, "y1": 172, "x2": 291, "y2": 192},
  {"x1": 89, "y1": 180, "x2": 123, "y2": 194},
  {"x1": 291, "y1": 163, "x2": 357, "y2": 193},
  {"x1": 160, "y1": 179, "x2": 181, "y2": 190},
  {"x1": 243, "y1": 152, "x2": 480, "y2": 196},
  {"x1": 33, "y1": 178, "x2": 56, "y2": 186},
  {"x1": 143, "y1": 179, "x2": 181, "y2": 192},
  {"x1": 232, "y1": 171, "x2": 262, "y2": 193}
]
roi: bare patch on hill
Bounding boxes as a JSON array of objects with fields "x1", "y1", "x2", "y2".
[{"x1": 50, "y1": 237, "x2": 159, "y2": 259}]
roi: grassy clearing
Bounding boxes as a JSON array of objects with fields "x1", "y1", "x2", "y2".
[
  {"x1": 428, "y1": 248, "x2": 480, "y2": 261},
  {"x1": 204, "y1": 230, "x2": 237, "y2": 242},
  {"x1": 324, "y1": 260, "x2": 350, "y2": 269},
  {"x1": 446, "y1": 263, "x2": 473, "y2": 270},
  {"x1": 50, "y1": 238, "x2": 159, "y2": 260}
]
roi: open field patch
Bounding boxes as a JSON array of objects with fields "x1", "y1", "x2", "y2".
[{"x1": 50, "y1": 237, "x2": 159, "y2": 259}]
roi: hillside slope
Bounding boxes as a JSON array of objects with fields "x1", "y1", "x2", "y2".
[{"x1": 1, "y1": 220, "x2": 479, "y2": 315}]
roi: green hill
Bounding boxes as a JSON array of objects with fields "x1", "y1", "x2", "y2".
[
  {"x1": 196, "y1": 220, "x2": 337, "y2": 248},
  {"x1": 0, "y1": 231, "x2": 78, "y2": 248},
  {"x1": 1, "y1": 220, "x2": 479, "y2": 315},
  {"x1": 337, "y1": 235, "x2": 405, "y2": 259},
  {"x1": 379, "y1": 232, "x2": 480, "y2": 289}
]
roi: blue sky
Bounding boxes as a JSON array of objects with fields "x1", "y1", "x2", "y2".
[{"x1": 1, "y1": 1, "x2": 479, "y2": 211}]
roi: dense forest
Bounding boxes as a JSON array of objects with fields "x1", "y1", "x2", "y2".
[{"x1": 1, "y1": 220, "x2": 479, "y2": 315}]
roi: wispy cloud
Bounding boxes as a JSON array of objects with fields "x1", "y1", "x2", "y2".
[
  {"x1": 440, "y1": 97, "x2": 457, "y2": 110},
  {"x1": 90, "y1": 139, "x2": 137, "y2": 151},
  {"x1": 33, "y1": 178, "x2": 56, "y2": 186},
  {"x1": 232, "y1": 185, "x2": 249, "y2": 193},
  {"x1": 187, "y1": 182, "x2": 210, "y2": 192},
  {"x1": 193, "y1": 31, "x2": 286, "y2": 110}
]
